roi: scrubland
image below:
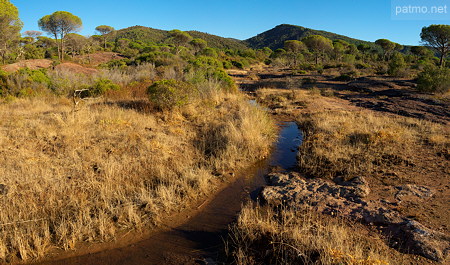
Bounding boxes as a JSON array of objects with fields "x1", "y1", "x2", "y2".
[
  {"x1": 298, "y1": 109, "x2": 449, "y2": 180},
  {"x1": 0, "y1": 79, "x2": 275, "y2": 262},
  {"x1": 225, "y1": 72, "x2": 449, "y2": 265}
]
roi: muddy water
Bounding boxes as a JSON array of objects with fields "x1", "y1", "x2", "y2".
[{"x1": 37, "y1": 122, "x2": 302, "y2": 265}]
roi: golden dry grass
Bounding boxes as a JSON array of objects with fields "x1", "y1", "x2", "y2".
[
  {"x1": 226, "y1": 204, "x2": 392, "y2": 265},
  {"x1": 255, "y1": 87, "x2": 449, "y2": 180},
  {"x1": 298, "y1": 109, "x2": 449, "y2": 179},
  {"x1": 0, "y1": 90, "x2": 275, "y2": 262}
]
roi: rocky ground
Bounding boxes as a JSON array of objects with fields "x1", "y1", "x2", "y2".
[
  {"x1": 230, "y1": 67, "x2": 450, "y2": 264},
  {"x1": 262, "y1": 172, "x2": 449, "y2": 262}
]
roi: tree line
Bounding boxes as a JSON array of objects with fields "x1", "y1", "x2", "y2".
[{"x1": 0, "y1": 0, "x2": 448, "y2": 94}]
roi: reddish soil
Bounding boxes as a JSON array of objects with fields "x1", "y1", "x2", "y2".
[
  {"x1": 1, "y1": 52, "x2": 123, "y2": 74},
  {"x1": 54, "y1": 63, "x2": 98, "y2": 75},
  {"x1": 1, "y1": 59, "x2": 53, "y2": 72},
  {"x1": 23, "y1": 67, "x2": 449, "y2": 264},
  {"x1": 233, "y1": 68, "x2": 449, "y2": 263},
  {"x1": 73, "y1": 52, "x2": 125, "y2": 67}
]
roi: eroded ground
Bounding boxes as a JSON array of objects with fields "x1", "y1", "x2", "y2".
[{"x1": 229, "y1": 67, "x2": 449, "y2": 263}]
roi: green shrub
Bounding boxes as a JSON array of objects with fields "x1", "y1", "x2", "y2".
[
  {"x1": 388, "y1": 52, "x2": 406, "y2": 76},
  {"x1": 334, "y1": 74, "x2": 354, "y2": 81},
  {"x1": 0, "y1": 70, "x2": 9, "y2": 96},
  {"x1": 298, "y1": 63, "x2": 316, "y2": 71},
  {"x1": 416, "y1": 66, "x2": 450, "y2": 94},
  {"x1": 101, "y1": 59, "x2": 131, "y2": 69},
  {"x1": 301, "y1": 77, "x2": 317, "y2": 85},
  {"x1": 186, "y1": 56, "x2": 236, "y2": 91},
  {"x1": 231, "y1": 60, "x2": 247, "y2": 69},
  {"x1": 342, "y1": 54, "x2": 356, "y2": 64},
  {"x1": 355, "y1": 63, "x2": 370, "y2": 69},
  {"x1": 147, "y1": 79, "x2": 196, "y2": 109},
  {"x1": 91, "y1": 78, "x2": 120, "y2": 96},
  {"x1": 222, "y1": 60, "x2": 233, "y2": 69},
  {"x1": 1, "y1": 68, "x2": 50, "y2": 97},
  {"x1": 19, "y1": 68, "x2": 51, "y2": 86}
]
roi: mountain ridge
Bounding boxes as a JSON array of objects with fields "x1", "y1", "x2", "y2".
[
  {"x1": 112, "y1": 25, "x2": 249, "y2": 50},
  {"x1": 112, "y1": 24, "x2": 386, "y2": 51},
  {"x1": 245, "y1": 24, "x2": 376, "y2": 50}
]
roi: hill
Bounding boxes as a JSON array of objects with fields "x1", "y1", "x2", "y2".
[
  {"x1": 112, "y1": 26, "x2": 248, "y2": 50},
  {"x1": 245, "y1": 24, "x2": 376, "y2": 50}
]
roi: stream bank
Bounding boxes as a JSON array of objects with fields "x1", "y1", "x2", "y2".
[{"x1": 35, "y1": 121, "x2": 303, "y2": 265}]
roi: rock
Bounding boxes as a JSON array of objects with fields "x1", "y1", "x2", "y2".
[
  {"x1": 395, "y1": 184, "x2": 434, "y2": 202},
  {"x1": 261, "y1": 172, "x2": 449, "y2": 262},
  {"x1": 334, "y1": 176, "x2": 371, "y2": 197},
  {"x1": 399, "y1": 220, "x2": 450, "y2": 262}
]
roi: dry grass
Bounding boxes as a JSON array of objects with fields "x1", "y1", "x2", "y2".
[
  {"x1": 297, "y1": 109, "x2": 449, "y2": 179},
  {"x1": 225, "y1": 203, "x2": 392, "y2": 265},
  {"x1": 0, "y1": 89, "x2": 275, "y2": 262}
]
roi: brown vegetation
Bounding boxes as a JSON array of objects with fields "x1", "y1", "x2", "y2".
[
  {"x1": 0, "y1": 85, "x2": 275, "y2": 262},
  {"x1": 226, "y1": 67, "x2": 449, "y2": 264},
  {"x1": 226, "y1": 204, "x2": 393, "y2": 265}
]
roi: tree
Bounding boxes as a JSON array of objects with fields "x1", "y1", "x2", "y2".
[
  {"x1": 284, "y1": 40, "x2": 306, "y2": 66},
  {"x1": 35, "y1": 36, "x2": 56, "y2": 48},
  {"x1": 420, "y1": 24, "x2": 450, "y2": 67},
  {"x1": 190, "y1": 38, "x2": 207, "y2": 54},
  {"x1": 0, "y1": 0, "x2": 23, "y2": 64},
  {"x1": 168, "y1": 29, "x2": 192, "y2": 54},
  {"x1": 375, "y1": 39, "x2": 396, "y2": 60},
  {"x1": 332, "y1": 40, "x2": 349, "y2": 61},
  {"x1": 23, "y1": 30, "x2": 42, "y2": 39},
  {"x1": 357, "y1": 44, "x2": 371, "y2": 53},
  {"x1": 95, "y1": 25, "x2": 114, "y2": 49},
  {"x1": 20, "y1": 37, "x2": 33, "y2": 45},
  {"x1": 284, "y1": 40, "x2": 306, "y2": 53},
  {"x1": 38, "y1": 11, "x2": 82, "y2": 60},
  {"x1": 388, "y1": 52, "x2": 406, "y2": 76},
  {"x1": 411, "y1": 46, "x2": 433, "y2": 59},
  {"x1": 65, "y1": 33, "x2": 87, "y2": 58},
  {"x1": 302, "y1": 35, "x2": 333, "y2": 64}
]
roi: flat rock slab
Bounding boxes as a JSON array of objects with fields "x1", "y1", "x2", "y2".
[{"x1": 261, "y1": 172, "x2": 449, "y2": 262}]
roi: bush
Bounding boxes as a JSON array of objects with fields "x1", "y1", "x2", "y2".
[
  {"x1": 18, "y1": 68, "x2": 51, "y2": 86},
  {"x1": 222, "y1": 60, "x2": 233, "y2": 69},
  {"x1": 334, "y1": 74, "x2": 354, "y2": 81},
  {"x1": 416, "y1": 66, "x2": 450, "y2": 94},
  {"x1": 147, "y1": 79, "x2": 196, "y2": 109},
  {"x1": 187, "y1": 56, "x2": 236, "y2": 91},
  {"x1": 91, "y1": 78, "x2": 120, "y2": 96},
  {"x1": 342, "y1": 54, "x2": 356, "y2": 64},
  {"x1": 0, "y1": 70, "x2": 9, "y2": 96},
  {"x1": 388, "y1": 52, "x2": 406, "y2": 76},
  {"x1": 1, "y1": 68, "x2": 50, "y2": 97}
]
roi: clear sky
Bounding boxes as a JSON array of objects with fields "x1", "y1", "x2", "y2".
[{"x1": 11, "y1": 0, "x2": 450, "y2": 45}]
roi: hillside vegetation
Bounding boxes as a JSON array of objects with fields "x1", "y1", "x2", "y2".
[
  {"x1": 113, "y1": 26, "x2": 249, "y2": 50},
  {"x1": 245, "y1": 24, "x2": 377, "y2": 50},
  {"x1": 0, "y1": 2, "x2": 448, "y2": 262}
]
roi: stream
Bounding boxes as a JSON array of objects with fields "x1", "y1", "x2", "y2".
[{"x1": 37, "y1": 122, "x2": 303, "y2": 265}]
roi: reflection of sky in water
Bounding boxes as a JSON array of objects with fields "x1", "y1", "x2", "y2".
[{"x1": 269, "y1": 122, "x2": 303, "y2": 170}]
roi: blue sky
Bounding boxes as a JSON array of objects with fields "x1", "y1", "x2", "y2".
[{"x1": 11, "y1": 0, "x2": 450, "y2": 45}]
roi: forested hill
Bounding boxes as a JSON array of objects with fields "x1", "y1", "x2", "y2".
[
  {"x1": 245, "y1": 24, "x2": 376, "y2": 50},
  {"x1": 112, "y1": 26, "x2": 248, "y2": 50}
]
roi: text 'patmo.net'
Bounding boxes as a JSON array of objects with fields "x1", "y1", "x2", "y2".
[{"x1": 391, "y1": 0, "x2": 450, "y2": 20}]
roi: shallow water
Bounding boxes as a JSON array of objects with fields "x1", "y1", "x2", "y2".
[
  {"x1": 37, "y1": 121, "x2": 303, "y2": 265},
  {"x1": 270, "y1": 121, "x2": 303, "y2": 170}
]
